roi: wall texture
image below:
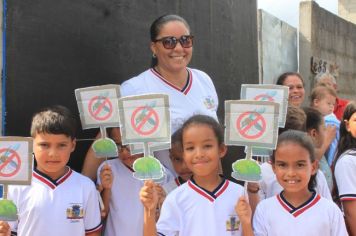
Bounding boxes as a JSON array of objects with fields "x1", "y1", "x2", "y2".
[
  {"x1": 339, "y1": 0, "x2": 356, "y2": 24},
  {"x1": 3, "y1": 0, "x2": 258, "y2": 173},
  {"x1": 299, "y1": 1, "x2": 356, "y2": 101},
  {"x1": 258, "y1": 9, "x2": 298, "y2": 84}
]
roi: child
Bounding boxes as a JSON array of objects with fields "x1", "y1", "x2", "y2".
[
  {"x1": 238, "y1": 130, "x2": 347, "y2": 236},
  {"x1": 162, "y1": 128, "x2": 193, "y2": 194},
  {"x1": 310, "y1": 85, "x2": 339, "y2": 166},
  {"x1": 334, "y1": 101, "x2": 356, "y2": 235},
  {"x1": 140, "y1": 115, "x2": 247, "y2": 236},
  {"x1": 97, "y1": 128, "x2": 170, "y2": 236},
  {"x1": 1, "y1": 105, "x2": 102, "y2": 236},
  {"x1": 258, "y1": 106, "x2": 331, "y2": 201}
]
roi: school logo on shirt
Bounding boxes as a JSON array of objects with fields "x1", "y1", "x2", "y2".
[
  {"x1": 203, "y1": 96, "x2": 217, "y2": 111},
  {"x1": 66, "y1": 204, "x2": 84, "y2": 220},
  {"x1": 226, "y1": 214, "x2": 240, "y2": 232}
]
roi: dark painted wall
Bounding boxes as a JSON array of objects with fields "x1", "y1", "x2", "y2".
[{"x1": 4, "y1": 0, "x2": 258, "y2": 175}]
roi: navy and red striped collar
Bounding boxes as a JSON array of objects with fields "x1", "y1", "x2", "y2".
[
  {"x1": 33, "y1": 167, "x2": 72, "y2": 189},
  {"x1": 174, "y1": 176, "x2": 186, "y2": 186},
  {"x1": 150, "y1": 68, "x2": 193, "y2": 95},
  {"x1": 277, "y1": 190, "x2": 320, "y2": 217},
  {"x1": 188, "y1": 177, "x2": 229, "y2": 202}
]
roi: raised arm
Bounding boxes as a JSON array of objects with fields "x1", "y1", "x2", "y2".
[{"x1": 140, "y1": 180, "x2": 159, "y2": 236}]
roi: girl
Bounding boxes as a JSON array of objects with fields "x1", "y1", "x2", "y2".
[
  {"x1": 238, "y1": 130, "x2": 347, "y2": 236},
  {"x1": 334, "y1": 101, "x2": 356, "y2": 235},
  {"x1": 140, "y1": 115, "x2": 247, "y2": 236}
]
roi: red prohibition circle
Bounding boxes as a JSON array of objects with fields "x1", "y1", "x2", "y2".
[
  {"x1": 88, "y1": 96, "x2": 113, "y2": 121},
  {"x1": 131, "y1": 106, "x2": 160, "y2": 136},
  {"x1": 254, "y1": 94, "x2": 274, "y2": 102},
  {"x1": 0, "y1": 148, "x2": 21, "y2": 177},
  {"x1": 236, "y1": 111, "x2": 266, "y2": 139}
]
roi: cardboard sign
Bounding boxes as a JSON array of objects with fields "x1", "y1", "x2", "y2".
[
  {"x1": 225, "y1": 100, "x2": 279, "y2": 149},
  {"x1": 129, "y1": 142, "x2": 171, "y2": 155},
  {"x1": 75, "y1": 85, "x2": 121, "y2": 129},
  {"x1": 240, "y1": 84, "x2": 288, "y2": 127},
  {"x1": 132, "y1": 156, "x2": 165, "y2": 181},
  {"x1": 0, "y1": 137, "x2": 33, "y2": 185},
  {"x1": 231, "y1": 159, "x2": 262, "y2": 182},
  {"x1": 118, "y1": 94, "x2": 170, "y2": 144},
  {"x1": 92, "y1": 138, "x2": 118, "y2": 158}
]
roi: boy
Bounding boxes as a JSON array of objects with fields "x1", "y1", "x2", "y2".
[
  {"x1": 310, "y1": 85, "x2": 340, "y2": 166},
  {"x1": 162, "y1": 128, "x2": 192, "y2": 194},
  {"x1": 1, "y1": 105, "x2": 102, "y2": 236},
  {"x1": 97, "y1": 129, "x2": 172, "y2": 236}
]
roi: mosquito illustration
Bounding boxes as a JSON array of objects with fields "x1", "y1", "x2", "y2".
[
  {"x1": 92, "y1": 91, "x2": 111, "y2": 112},
  {"x1": 0, "y1": 143, "x2": 20, "y2": 169},
  {"x1": 241, "y1": 107, "x2": 266, "y2": 131},
  {"x1": 135, "y1": 101, "x2": 157, "y2": 126}
]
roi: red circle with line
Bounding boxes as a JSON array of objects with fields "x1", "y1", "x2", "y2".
[
  {"x1": 88, "y1": 96, "x2": 113, "y2": 121},
  {"x1": 0, "y1": 148, "x2": 21, "y2": 177},
  {"x1": 254, "y1": 94, "x2": 274, "y2": 102},
  {"x1": 236, "y1": 111, "x2": 266, "y2": 139},
  {"x1": 131, "y1": 106, "x2": 160, "y2": 136}
]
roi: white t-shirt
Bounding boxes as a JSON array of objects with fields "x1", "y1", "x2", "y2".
[
  {"x1": 162, "y1": 177, "x2": 185, "y2": 195},
  {"x1": 253, "y1": 192, "x2": 348, "y2": 236},
  {"x1": 335, "y1": 149, "x2": 356, "y2": 201},
  {"x1": 8, "y1": 168, "x2": 102, "y2": 236},
  {"x1": 157, "y1": 178, "x2": 244, "y2": 236},
  {"x1": 120, "y1": 68, "x2": 219, "y2": 175},
  {"x1": 259, "y1": 162, "x2": 332, "y2": 200},
  {"x1": 97, "y1": 159, "x2": 172, "y2": 236}
]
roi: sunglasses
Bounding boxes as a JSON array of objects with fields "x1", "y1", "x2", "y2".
[{"x1": 153, "y1": 35, "x2": 194, "y2": 49}]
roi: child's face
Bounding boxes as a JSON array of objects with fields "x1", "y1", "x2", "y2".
[
  {"x1": 345, "y1": 112, "x2": 356, "y2": 138},
  {"x1": 169, "y1": 143, "x2": 192, "y2": 181},
  {"x1": 182, "y1": 124, "x2": 226, "y2": 179},
  {"x1": 110, "y1": 128, "x2": 142, "y2": 167},
  {"x1": 272, "y1": 142, "x2": 317, "y2": 195},
  {"x1": 313, "y1": 94, "x2": 336, "y2": 116},
  {"x1": 308, "y1": 121, "x2": 326, "y2": 149},
  {"x1": 33, "y1": 132, "x2": 76, "y2": 180}
]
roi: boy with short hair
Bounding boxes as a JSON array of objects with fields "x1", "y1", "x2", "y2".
[
  {"x1": 1, "y1": 105, "x2": 102, "y2": 236},
  {"x1": 310, "y1": 85, "x2": 340, "y2": 166}
]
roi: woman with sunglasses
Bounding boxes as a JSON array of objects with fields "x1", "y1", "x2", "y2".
[
  {"x1": 119, "y1": 14, "x2": 219, "y2": 175},
  {"x1": 82, "y1": 14, "x2": 218, "y2": 180}
]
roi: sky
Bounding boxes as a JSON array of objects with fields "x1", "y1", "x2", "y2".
[{"x1": 257, "y1": 0, "x2": 338, "y2": 27}]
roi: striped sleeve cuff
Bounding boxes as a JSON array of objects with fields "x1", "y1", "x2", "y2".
[
  {"x1": 340, "y1": 194, "x2": 356, "y2": 201},
  {"x1": 85, "y1": 223, "x2": 103, "y2": 234}
]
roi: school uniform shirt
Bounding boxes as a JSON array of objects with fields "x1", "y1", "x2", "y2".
[
  {"x1": 120, "y1": 68, "x2": 218, "y2": 175},
  {"x1": 162, "y1": 176, "x2": 185, "y2": 195},
  {"x1": 8, "y1": 167, "x2": 102, "y2": 236},
  {"x1": 253, "y1": 191, "x2": 348, "y2": 236},
  {"x1": 259, "y1": 162, "x2": 332, "y2": 200},
  {"x1": 157, "y1": 178, "x2": 244, "y2": 236},
  {"x1": 97, "y1": 158, "x2": 172, "y2": 236},
  {"x1": 334, "y1": 149, "x2": 356, "y2": 202}
]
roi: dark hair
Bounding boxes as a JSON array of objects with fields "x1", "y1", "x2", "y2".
[
  {"x1": 334, "y1": 101, "x2": 356, "y2": 162},
  {"x1": 302, "y1": 107, "x2": 323, "y2": 132},
  {"x1": 276, "y1": 72, "x2": 304, "y2": 86},
  {"x1": 180, "y1": 115, "x2": 223, "y2": 145},
  {"x1": 278, "y1": 106, "x2": 306, "y2": 134},
  {"x1": 30, "y1": 105, "x2": 77, "y2": 139},
  {"x1": 171, "y1": 128, "x2": 182, "y2": 146},
  {"x1": 272, "y1": 130, "x2": 317, "y2": 191},
  {"x1": 310, "y1": 85, "x2": 337, "y2": 105},
  {"x1": 332, "y1": 101, "x2": 356, "y2": 204},
  {"x1": 150, "y1": 14, "x2": 190, "y2": 67}
]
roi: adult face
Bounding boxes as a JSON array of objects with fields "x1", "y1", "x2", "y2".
[
  {"x1": 150, "y1": 21, "x2": 193, "y2": 73},
  {"x1": 283, "y1": 75, "x2": 305, "y2": 107}
]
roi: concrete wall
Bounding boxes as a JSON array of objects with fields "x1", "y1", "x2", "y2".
[
  {"x1": 299, "y1": 1, "x2": 356, "y2": 101},
  {"x1": 339, "y1": 0, "x2": 356, "y2": 24},
  {"x1": 258, "y1": 9, "x2": 298, "y2": 84}
]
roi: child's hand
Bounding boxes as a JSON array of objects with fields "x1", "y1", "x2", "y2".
[
  {"x1": 0, "y1": 221, "x2": 10, "y2": 236},
  {"x1": 99, "y1": 163, "x2": 113, "y2": 190},
  {"x1": 235, "y1": 196, "x2": 252, "y2": 226},
  {"x1": 155, "y1": 184, "x2": 166, "y2": 207},
  {"x1": 140, "y1": 180, "x2": 158, "y2": 211}
]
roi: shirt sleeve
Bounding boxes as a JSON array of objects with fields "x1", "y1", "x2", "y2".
[
  {"x1": 330, "y1": 203, "x2": 348, "y2": 236},
  {"x1": 335, "y1": 154, "x2": 356, "y2": 201},
  {"x1": 84, "y1": 181, "x2": 103, "y2": 234},
  {"x1": 156, "y1": 195, "x2": 180, "y2": 236},
  {"x1": 315, "y1": 170, "x2": 332, "y2": 200}
]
